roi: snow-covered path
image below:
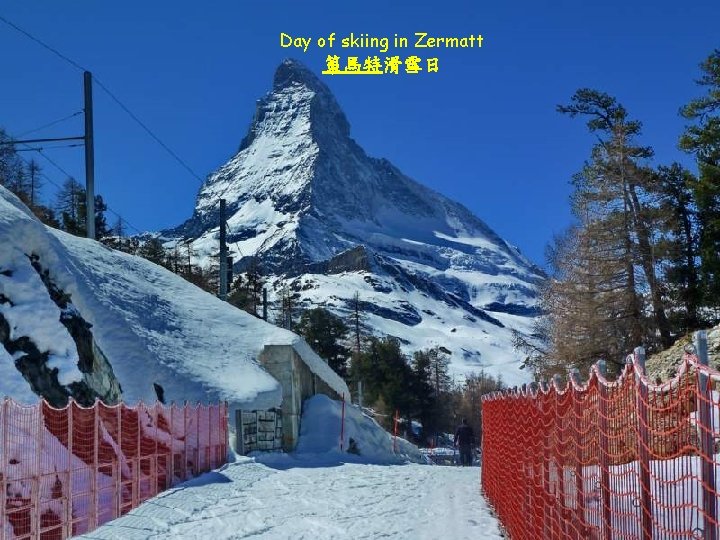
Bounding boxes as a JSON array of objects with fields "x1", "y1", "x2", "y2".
[{"x1": 79, "y1": 458, "x2": 503, "y2": 539}]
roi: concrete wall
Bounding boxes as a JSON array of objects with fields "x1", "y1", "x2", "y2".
[{"x1": 258, "y1": 344, "x2": 343, "y2": 451}]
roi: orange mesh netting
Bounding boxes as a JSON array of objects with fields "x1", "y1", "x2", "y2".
[
  {"x1": 0, "y1": 399, "x2": 228, "y2": 540},
  {"x1": 481, "y1": 349, "x2": 719, "y2": 540}
]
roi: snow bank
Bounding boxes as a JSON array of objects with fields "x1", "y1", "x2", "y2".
[
  {"x1": 291, "y1": 394, "x2": 425, "y2": 464},
  {"x1": 0, "y1": 185, "x2": 345, "y2": 411}
]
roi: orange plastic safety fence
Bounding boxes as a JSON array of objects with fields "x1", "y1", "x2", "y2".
[
  {"x1": 481, "y1": 354, "x2": 719, "y2": 540},
  {"x1": 0, "y1": 399, "x2": 229, "y2": 540}
]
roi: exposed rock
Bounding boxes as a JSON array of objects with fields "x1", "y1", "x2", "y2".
[
  {"x1": 646, "y1": 324, "x2": 720, "y2": 381},
  {"x1": 303, "y1": 245, "x2": 373, "y2": 275},
  {"x1": 0, "y1": 255, "x2": 123, "y2": 406}
]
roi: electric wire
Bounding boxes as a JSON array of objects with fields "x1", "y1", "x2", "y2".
[
  {"x1": 7, "y1": 131, "x2": 146, "y2": 236},
  {"x1": 16, "y1": 111, "x2": 83, "y2": 138},
  {"x1": 0, "y1": 13, "x2": 205, "y2": 185}
]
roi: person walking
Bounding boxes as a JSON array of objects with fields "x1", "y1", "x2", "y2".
[{"x1": 454, "y1": 418, "x2": 475, "y2": 466}]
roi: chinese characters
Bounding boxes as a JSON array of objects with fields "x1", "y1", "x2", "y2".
[{"x1": 321, "y1": 55, "x2": 440, "y2": 75}]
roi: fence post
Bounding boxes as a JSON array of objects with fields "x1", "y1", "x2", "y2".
[
  {"x1": 1, "y1": 399, "x2": 7, "y2": 540},
  {"x1": 196, "y1": 404, "x2": 201, "y2": 474},
  {"x1": 633, "y1": 346, "x2": 653, "y2": 540},
  {"x1": 92, "y1": 403, "x2": 99, "y2": 530},
  {"x1": 116, "y1": 404, "x2": 122, "y2": 517},
  {"x1": 695, "y1": 330, "x2": 718, "y2": 540},
  {"x1": 596, "y1": 360, "x2": 612, "y2": 540},
  {"x1": 552, "y1": 374, "x2": 567, "y2": 535},
  {"x1": 339, "y1": 394, "x2": 345, "y2": 452},
  {"x1": 34, "y1": 402, "x2": 42, "y2": 539},
  {"x1": 538, "y1": 379, "x2": 551, "y2": 535},
  {"x1": 182, "y1": 402, "x2": 188, "y2": 481},
  {"x1": 66, "y1": 401, "x2": 74, "y2": 538},
  {"x1": 224, "y1": 402, "x2": 229, "y2": 461},
  {"x1": 393, "y1": 409, "x2": 399, "y2": 454},
  {"x1": 569, "y1": 368, "x2": 587, "y2": 533}
]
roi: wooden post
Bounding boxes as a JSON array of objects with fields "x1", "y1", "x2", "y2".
[
  {"x1": 596, "y1": 360, "x2": 612, "y2": 540},
  {"x1": 695, "y1": 330, "x2": 718, "y2": 540},
  {"x1": 633, "y1": 347, "x2": 653, "y2": 540}
]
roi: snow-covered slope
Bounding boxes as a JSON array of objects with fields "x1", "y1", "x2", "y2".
[
  {"x1": 0, "y1": 185, "x2": 346, "y2": 408},
  {"x1": 168, "y1": 59, "x2": 544, "y2": 385}
]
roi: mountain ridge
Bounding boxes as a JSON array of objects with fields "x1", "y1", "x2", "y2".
[{"x1": 164, "y1": 58, "x2": 544, "y2": 384}]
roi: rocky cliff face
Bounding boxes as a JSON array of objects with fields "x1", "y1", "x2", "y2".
[
  {"x1": 167, "y1": 59, "x2": 545, "y2": 384},
  {"x1": 0, "y1": 254, "x2": 122, "y2": 407}
]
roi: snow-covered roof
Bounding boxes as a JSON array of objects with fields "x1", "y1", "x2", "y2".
[
  {"x1": 0, "y1": 186, "x2": 347, "y2": 409},
  {"x1": 289, "y1": 340, "x2": 350, "y2": 399}
]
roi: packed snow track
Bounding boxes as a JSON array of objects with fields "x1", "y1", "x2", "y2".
[{"x1": 78, "y1": 457, "x2": 503, "y2": 539}]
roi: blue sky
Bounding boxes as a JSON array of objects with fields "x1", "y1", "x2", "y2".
[{"x1": 1, "y1": 0, "x2": 718, "y2": 267}]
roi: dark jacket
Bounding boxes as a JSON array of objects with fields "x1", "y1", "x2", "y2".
[{"x1": 454, "y1": 424, "x2": 474, "y2": 446}]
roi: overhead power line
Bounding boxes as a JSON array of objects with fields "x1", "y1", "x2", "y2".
[
  {"x1": 16, "y1": 143, "x2": 83, "y2": 151},
  {"x1": 92, "y1": 78, "x2": 205, "y2": 183},
  {"x1": 17, "y1": 111, "x2": 83, "y2": 138},
  {"x1": 0, "y1": 14, "x2": 86, "y2": 72},
  {"x1": 0, "y1": 13, "x2": 205, "y2": 184},
  {"x1": 12, "y1": 143, "x2": 145, "y2": 236}
]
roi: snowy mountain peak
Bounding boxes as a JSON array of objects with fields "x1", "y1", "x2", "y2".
[
  {"x1": 273, "y1": 58, "x2": 328, "y2": 95},
  {"x1": 166, "y1": 60, "x2": 543, "y2": 385}
]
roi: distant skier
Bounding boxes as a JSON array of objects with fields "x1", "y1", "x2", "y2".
[{"x1": 454, "y1": 418, "x2": 475, "y2": 466}]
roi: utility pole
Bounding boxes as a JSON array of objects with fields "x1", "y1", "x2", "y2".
[
  {"x1": 262, "y1": 288, "x2": 268, "y2": 321},
  {"x1": 218, "y1": 198, "x2": 228, "y2": 300},
  {"x1": 84, "y1": 71, "x2": 95, "y2": 240}
]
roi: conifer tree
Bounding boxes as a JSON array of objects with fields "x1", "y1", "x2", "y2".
[
  {"x1": 680, "y1": 49, "x2": 720, "y2": 318},
  {"x1": 296, "y1": 307, "x2": 350, "y2": 377},
  {"x1": 558, "y1": 89, "x2": 672, "y2": 349},
  {"x1": 138, "y1": 237, "x2": 168, "y2": 267}
]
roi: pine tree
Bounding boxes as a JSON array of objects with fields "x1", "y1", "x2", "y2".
[
  {"x1": 26, "y1": 159, "x2": 42, "y2": 207},
  {"x1": 559, "y1": 89, "x2": 672, "y2": 349},
  {"x1": 296, "y1": 307, "x2": 350, "y2": 378},
  {"x1": 653, "y1": 163, "x2": 702, "y2": 330},
  {"x1": 138, "y1": 237, "x2": 168, "y2": 267},
  {"x1": 0, "y1": 129, "x2": 26, "y2": 197},
  {"x1": 680, "y1": 49, "x2": 720, "y2": 320},
  {"x1": 411, "y1": 347, "x2": 451, "y2": 441},
  {"x1": 350, "y1": 337, "x2": 415, "y2": 425},
  {"x1": 93, "y1": 195, "x2": 110, "y2": 239},
  {"x1": 56, "y1": 177, "x2": 84, "y2": 235},
  {"x1": 228, "y1": 257, "x2": 264, "y2": 318}
]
